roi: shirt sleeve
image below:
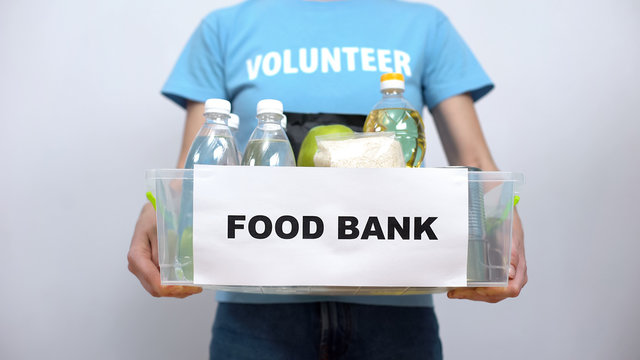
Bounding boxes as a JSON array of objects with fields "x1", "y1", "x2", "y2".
[
  {"x1": 161, "y1": 14, "x2": 227, "y2": 109},
  {"x1": 422, "y1": 11, "x2": 494, "y2": 110}
]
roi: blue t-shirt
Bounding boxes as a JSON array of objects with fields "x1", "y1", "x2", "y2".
[{"x1": 162, "y1": 0, "x2": 493, "y2": 307}]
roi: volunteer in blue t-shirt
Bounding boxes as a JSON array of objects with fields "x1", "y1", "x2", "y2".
[{"x1": 128, "y1": 1, "x2": 527, "y2": 359}]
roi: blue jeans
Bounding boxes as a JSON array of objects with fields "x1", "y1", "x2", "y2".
[{"x1": 210, "y1": 302, "x2": 442, "y2": 360}]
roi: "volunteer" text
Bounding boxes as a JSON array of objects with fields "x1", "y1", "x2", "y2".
[{"x1": 246, "y1": 47, "x2": 412, "y2": 80}]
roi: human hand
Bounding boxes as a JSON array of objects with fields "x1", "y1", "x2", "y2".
[
  {"x1": 127, "y1": 203, "x2": 203, "y2": 298},
  {"x1": 447, "y1": 210, "x2": 527, "y2": 303}
]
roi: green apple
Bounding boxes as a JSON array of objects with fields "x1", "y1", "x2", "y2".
[{"x1": 297, "y1": 124, "x2": 354, "y2": 167}]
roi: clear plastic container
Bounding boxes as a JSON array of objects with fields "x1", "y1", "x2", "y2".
[{"x1": 146, "y1": 169, "x2": 523, "y2": 295}]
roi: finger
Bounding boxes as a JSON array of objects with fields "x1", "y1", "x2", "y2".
[
  {"x1": 478, "y1": 284, "x2": 521, "y2": 298},
  {"x1": 138, "y1": 203, "x2": 159, "y2": 267},
  {"x1": 128, "y1": 248, "x2": 164, "y2": 297},
  {"x1": 510, "y1": 212, "x2": 526, "y2": 281},
  {"x1": 128, "y1": 249, "x2": 203, "y2": 298},
  {"x1": 128, "y1": 229, "x2": 168, "y2": 297},
  {"x1": 512, "y1": 256, "x2": 528, "y2": 290},
  {"x1": 129, "y1": 206, "x2": 202, "y2": 298},
  {"x1": 509, "y1": 264, "x2": 516, "y2": 280},
  {"x1": 448, "y1": 253, "x2": 526, "y2": 302},
  {"x1": 447, "y1": 288, "x2": 506, "y2": 303},
  {"x1": 147, "y1": 218, "x2": 159, "y2": 268},
  {"x1": 447, "y1": 281, "x2": 522, "y2": 302},
  {"x1": 163, "y1": 285, "x2": 204, "y2": 298},
  {"x1": 449, "y1": 212, "x2": 527, "y2": 303},
  {"x1": 509, "y1": 250, "x2": 528, "y2": 293},
  {"x1": 509, "y1": 245, "x2": 520, "y2": 280}
]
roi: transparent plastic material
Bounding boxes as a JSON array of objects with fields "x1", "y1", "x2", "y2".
[
  {"x1": 363, "y1": 80, "x2": 426, "y2": 168},
  {"x1": 146, "y1": 169, "x2": 523, "y2": 295},
  {"x1": 185, "y1": 111, "x2": 240, "y2": 169},
  {"x1": 178, "y1": 107, "x2": 240, "y2": 280},
  {"x1": 242, "y1": 100, "x2": 296, "y2": 167},
  {"x1": 314, "y1": 132, "x2": 405, "y2": 168}
]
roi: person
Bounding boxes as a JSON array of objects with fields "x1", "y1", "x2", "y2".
[{"x1": 128, "y1": 0, "x2": 527, "y2": 358}]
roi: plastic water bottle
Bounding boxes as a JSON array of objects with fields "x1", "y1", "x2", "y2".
[
  {"x1": 228, "y1": 113, "x2": 242, "y2": 163},
  {"x1": 242, "y1": 99, "x2": 296, "y2": 166},
  {"x1": 363, "y1": 73, "x2": 426, "y2": 168},
  {"x1": 185, "y1": 100, "x2": 240, "y2": 168},
  {"x1": 178, "y1": 98, "x2": 240, "y2": 280},
  {"x1": 228, "y1": 113, "x2": 240, "y2": 139}
]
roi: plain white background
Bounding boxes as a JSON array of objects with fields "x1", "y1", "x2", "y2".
[{"x1": 1, "y1": 0, "x2": 638, "y2": 359}]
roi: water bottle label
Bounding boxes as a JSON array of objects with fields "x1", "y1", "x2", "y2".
[{"x1": 192, "y1": 165, "x2": 469, "y2": 287}]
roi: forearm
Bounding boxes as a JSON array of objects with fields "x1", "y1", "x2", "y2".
[{"x1": 431, "y1": 94, "x2": 498, "y2": 171}]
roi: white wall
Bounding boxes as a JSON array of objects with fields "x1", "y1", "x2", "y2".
[{"x1": 1, "y1": 0, "x2": 638, "y2": 359}]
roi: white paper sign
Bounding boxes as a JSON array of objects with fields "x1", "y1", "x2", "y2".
[{"x1": 193, "y1": 166, "x2": 468, "y2": 287}]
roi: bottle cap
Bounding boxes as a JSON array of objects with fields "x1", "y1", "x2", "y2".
[
  {"x1": 228, "y1": 113, "x2": 239, "y2": 130},
  {"x1": 257, "y1": 99, "x2": 283, "y2": 115},
  {"x1": 204, "y1": 98, "x2": 231, "y2": 115},
  {"x1": 380, "y1": 72, "x2": 405, "y2": 91}
]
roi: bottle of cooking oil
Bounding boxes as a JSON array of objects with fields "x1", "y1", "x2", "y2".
[{"x1": 363, "y1": 73, "x2": 426, "y2": 168}]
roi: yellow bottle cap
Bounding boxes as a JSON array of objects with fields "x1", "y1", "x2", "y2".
[
  {"x1": 380, "y1": 73, "x2": 405, "y2": 90},
  {"x1": 380, "y1": 73, "x2": 404, "y2": 82}
]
